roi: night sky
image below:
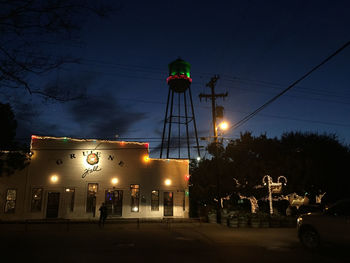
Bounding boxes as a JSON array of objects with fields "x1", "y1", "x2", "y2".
[{"x1": 3, "y1": 0, "x2": 350, "y2": 158}]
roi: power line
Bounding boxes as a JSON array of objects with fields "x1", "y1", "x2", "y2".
[{"x1": 230, "y1": 41, "x2": 350, "y2": 131}]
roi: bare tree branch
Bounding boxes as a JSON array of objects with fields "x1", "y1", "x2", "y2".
[{"x1": 0, "y1": 0, "x2": 118, "y2": 101}]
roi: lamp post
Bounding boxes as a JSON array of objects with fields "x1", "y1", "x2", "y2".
[
  {"x1": 215, "y1": 121, "x2": 229, "y2": 221},
  {"x1": 262, "y1": 175, "x2": 287, "y2": 215}
]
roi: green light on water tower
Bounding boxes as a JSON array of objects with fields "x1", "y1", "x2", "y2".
[{"x1": 168, "y1": 58, "x2": 191, "y2": 78}]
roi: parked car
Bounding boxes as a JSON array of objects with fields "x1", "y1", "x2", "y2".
[{"x1": 297, "y1": 199, "x2": 350, "y2": 249}]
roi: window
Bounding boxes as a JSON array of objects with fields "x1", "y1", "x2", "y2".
[
  {"x1": 4, "y1": 189, "x2": 16, "y2": 213},
  {"x1": 31, "y1": 188, "x2": 43, "y2": 212},
  {"x1": 65, "y1": 188, "x2": 75, "y2": 212},
  {"x1": 86, "y1": 183, "x2": 98, "y2": 213},
  {"x1": 130, "y1": 184, "x2": 140, "y2": 212},
  {"x1": 151, "y1": 190, "x2": 159, "y2": 211}
]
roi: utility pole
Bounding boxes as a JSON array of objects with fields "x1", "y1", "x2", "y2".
[
  {"x1": 199, "y1": 75, "x2": 228, "y2": 224},
  {"x1": 199, "y1": 75, "x2": 228, "y2": 143}
]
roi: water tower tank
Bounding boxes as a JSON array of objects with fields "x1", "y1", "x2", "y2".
[{"x1": 166, "y1": 58, "x2": 192, "y2": 93}]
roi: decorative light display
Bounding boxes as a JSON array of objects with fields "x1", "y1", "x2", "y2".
[
  {"x1": 86, "y1": 153, "x2": 99, "y2": 165},
  {"x1": 262, "y1": 175, "x2": 287, "y2": 215},
  {"x1": 30, "y1": 135, "x2": 148, "y2": 147},
  {"x1": 166, "y1": 74, "x2": 192, "y2": 83}
]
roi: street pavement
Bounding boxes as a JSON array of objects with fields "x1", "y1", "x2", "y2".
[{"x1": 0, "y1": 221, "x2": 348, "y2": 263}]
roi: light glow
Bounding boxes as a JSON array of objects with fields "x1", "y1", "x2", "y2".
[
  {"x1": 111, "y1": 178, "x2": 119, "y2": 185},
  {"x1": 218, "y1": 121, "x2": 229, "y2": 130},
  {"x1": 132, "y1": 206, "x2": 139, "y2": 212},
  {"x1": 165, "y1": 179, "x2": 172, "y2": 186},
  {"x1": 143, "y1": 155, "x2": 150, "y2": 163},
  {"x1": 50, "y1": 175, "x2": 58, "y2": 183}
]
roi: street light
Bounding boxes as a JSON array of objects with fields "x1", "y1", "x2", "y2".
[{"x1": 218, "y1": 121, "x2": 229, "y2": 131}]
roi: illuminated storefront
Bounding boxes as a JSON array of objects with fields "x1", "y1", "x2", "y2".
[{"x1": 0, "y1": 136, "x2": 189, "y2": 220}]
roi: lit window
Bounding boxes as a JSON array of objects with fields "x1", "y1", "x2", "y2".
[
  {"x1": 151, "y1": 190, "x2": 159, "y2": 211},
  {"x1": 4, "y1": 189, "x2": 16, "y2": 214},
  {"x1": 130, "y1": 184, "x2": 140, "y2": 212},
  {"x1": 31, "y1": 188, "x2": 43, "y2": 212}
]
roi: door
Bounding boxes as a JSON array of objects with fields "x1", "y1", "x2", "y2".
[
  {"x1": 164, "y1": 192, "x2": 173, "y2": 216},
  {"x1": 105, "y1": 190, "x2": 123, "y2": 216},
  {"x1": 46, "y1": 192, "x2": 60, "y2": 218}
]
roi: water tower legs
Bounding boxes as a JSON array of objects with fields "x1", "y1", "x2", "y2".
[{"x1": 160, "y1": 86, "x2": 200, "y2": 159}]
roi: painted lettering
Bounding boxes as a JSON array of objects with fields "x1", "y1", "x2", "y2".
[{"x1": 82, "y1": 165, "x2": 102, "y2": 178}]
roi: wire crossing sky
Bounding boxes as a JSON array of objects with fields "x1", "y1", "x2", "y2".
[
  {"x1": 1, "y1": 0, "x2": 350, "y2": 157},
  {"x1": 231, "y1": 41, "x2": 350, "y2": 131}
]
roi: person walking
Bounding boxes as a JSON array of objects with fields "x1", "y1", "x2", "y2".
[{"x1": 99, "y1": 202, "x2": 108, "y2": 227}]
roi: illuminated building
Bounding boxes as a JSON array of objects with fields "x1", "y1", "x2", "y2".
[{"x1": 0, "y1": 136, "x2": 189, "y2": 220}]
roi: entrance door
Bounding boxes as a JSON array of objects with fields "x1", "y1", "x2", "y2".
[
  {"x1": 105, "y1": 190, "x2": 123, "y2": 216},
  {"x1": 164, "y1": 192, "x2": 173, "y2": 216},
  {"x1": 46, "y1": 192, "x2": 60, "y2": 218}
]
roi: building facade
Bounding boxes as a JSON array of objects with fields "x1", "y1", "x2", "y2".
[{"x1": 0, "y1": 136, "x2": 189, "y2": 221}]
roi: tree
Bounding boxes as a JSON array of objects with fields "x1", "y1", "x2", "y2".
[
  {"x1": 0, "y1": 102, "x2": 29, "y2": 175},
  {"x1": 0, "y1": 102, "x2": 17, "y2": 149},
  {"x1": 279, "y1": 132, "x2": 350, "y2": 202},
  {"x1": 190, "y1": 131, "x2": 350, "y2": 216},
  {"x1": 0, "y1": 0, "x2": 118, "y2": 101}
]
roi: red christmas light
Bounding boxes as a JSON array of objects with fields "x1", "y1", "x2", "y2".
[{"x1": 166, "y1": 74, "x2": 192, "y2": 84}]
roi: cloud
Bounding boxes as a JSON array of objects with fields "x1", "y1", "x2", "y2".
[
  {"x1": 41, "y1": 72, "x2": 92, "y2": 101},
  {"x1": 67, "y1": 92, "x2": 147, "y2": 138},
  {"x1": 13, "y1": 100, "x2": 66, "y2": 144}
]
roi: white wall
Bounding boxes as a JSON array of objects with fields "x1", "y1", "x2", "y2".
[{"x1": 0, "y1": 136, "x2": 189, "y2": 220}]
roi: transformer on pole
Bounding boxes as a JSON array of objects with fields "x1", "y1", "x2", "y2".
[{"x1": 160, "y1": 58, "x2": 200, "y2": 159}]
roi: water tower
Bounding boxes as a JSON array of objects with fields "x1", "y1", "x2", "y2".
[{"x1": 160, "y1": 58, "x2": 200, "y2": 159}]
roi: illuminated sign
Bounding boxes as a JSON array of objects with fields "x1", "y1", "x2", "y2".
[{"x1": 87, "y1": 153, "x2": 99, "y2": 165}]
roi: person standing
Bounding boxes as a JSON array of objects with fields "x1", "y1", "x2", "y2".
[{"x1": 99, "y1": 202, "x2": 108, "y2": 227}]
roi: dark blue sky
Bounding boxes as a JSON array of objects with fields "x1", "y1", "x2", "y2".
[{"x1": 5, "y1": 0, "x2": 350, "y2": 157}]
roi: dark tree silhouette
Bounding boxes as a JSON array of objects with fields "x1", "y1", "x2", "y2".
[
  {"x1": 190, "y1": 131, "x2": 350, "y2": 215},
  {"x1": 0, "y1": 0, "x2": 118, "y2": 101},
  {"x1": 0, "y1": 102, "x2": 29, "y2": 175}
]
